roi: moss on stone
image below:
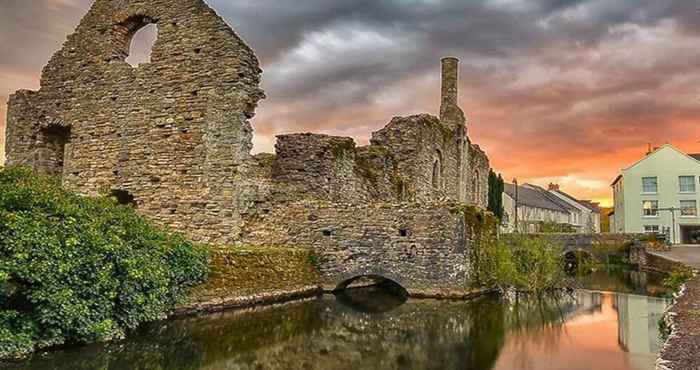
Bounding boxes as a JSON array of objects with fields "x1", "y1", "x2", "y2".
[{"x1": 182, "y1": 245, "x2": 319, "y2": 306}]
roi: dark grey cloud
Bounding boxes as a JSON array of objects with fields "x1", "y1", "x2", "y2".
[{"x1": 1, "y1": 0, "x2": 699, "y2": 202}]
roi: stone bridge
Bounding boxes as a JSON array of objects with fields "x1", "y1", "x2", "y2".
[
  {"x1": 242, "y1": 202, "x2": 477, "y2": 297},
  {"x1": 526, "y1": 233, "x2": 647, "y2": 263}
]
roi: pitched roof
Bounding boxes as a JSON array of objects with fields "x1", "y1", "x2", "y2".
[
  {"x1": 579, "y1": 200, "x2": 601, "y2": 213},
  {"x1": 690, "y1": 154, "x2": 700, "y2": 161},
  {"x1": 550, "y1": 188, "x2": 601, "y2": 213},
  {"x1": 504, "y1": 183, "x2": 569, "y2": 212}
]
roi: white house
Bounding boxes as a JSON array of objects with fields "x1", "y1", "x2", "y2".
[
  {"x1": 545, "y1": 184, "x2": 601, "y2": 233},
  {"x1": 502, "y1": 183, "x2": 571, "y2": 233},
  {"x1": 612, "y1": 144, "x2": 700, "y2": 244},
  {"x1": 502, "y1": 183, "x2": 599, "y2": 233}
]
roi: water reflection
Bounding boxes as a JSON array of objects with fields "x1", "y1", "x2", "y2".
[
  {"x1": 6, "y1": 273, "x2": 670, "y2": 370},
  {"x1": 334, "y1": 284, "x2": 407, "y2": 313}
]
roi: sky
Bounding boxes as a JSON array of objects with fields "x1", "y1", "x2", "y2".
[{"x1": 2, "y1": 0, "x2": 700, "y2": 206}]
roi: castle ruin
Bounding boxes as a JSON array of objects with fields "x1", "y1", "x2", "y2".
[{"x1": 4, "y1": 0, "x2": 491, "y2": 294}]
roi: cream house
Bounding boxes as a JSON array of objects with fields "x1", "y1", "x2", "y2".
[
  {"x1": 612, "y1": 144, "x2": 700, "y2": 244},
  {"x1": 503, "y1": 183, "x2": 601, "y2": 234}
]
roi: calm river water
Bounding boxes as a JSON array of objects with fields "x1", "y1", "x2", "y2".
[{"x1": 5, "y1": 269, "x2": 671, "y2": 370}]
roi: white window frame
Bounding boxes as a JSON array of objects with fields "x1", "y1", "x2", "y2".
[
  {"x1": 644, "y1": 225, "x2": 660, "y2": 234},
  {"x1": 642, "y1": 177, "x2": 658, "y2": 194},
  {"x1": 643, "y1": 200, "x2": 659, "y2": 218},
  {"x1": 681, "y1": 200, "x2": 698, "y2": 218},
  {"x1": 680, "y1": 176, "x2": 696, "y2": 193}
]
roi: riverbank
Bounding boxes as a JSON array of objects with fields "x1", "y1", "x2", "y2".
[
  {"x1": 657, "y1": 269, "x2": 700, "y2": 370},
  {"x1": 7, "y1": 270, "x2": 670, "y2": 370},
  {"x1": 175, "y1": 245, "x2": 321, "y2": 315}
]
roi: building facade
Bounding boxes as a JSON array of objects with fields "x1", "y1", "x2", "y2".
[
  {"x1": 502, "y1": 183, "x2": 601, "y2": 233},
  {"x1": 612, "y1": 144, "x2": 700, "y2": 244},
  {"x1": 547, "y1": 184, "x2": 601, "y2": 233}
]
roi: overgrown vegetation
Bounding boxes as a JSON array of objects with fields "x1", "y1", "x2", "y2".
[
  {"x1": 538, "y1": 221, "x2": 578, "y2": 234},
  {"x1": 662, "y1": 265, "x2": 694, "y2": 294},
  {"x1": 0, "y1": 167, "x2": 208, "y2": 360},
  {"x1": 455, "y1": 205, "x2": 567, "y2": 295}
]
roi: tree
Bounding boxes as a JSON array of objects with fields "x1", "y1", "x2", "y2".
[{"x1": 488, "y1": 170, "x2": 505, "y2": 220}]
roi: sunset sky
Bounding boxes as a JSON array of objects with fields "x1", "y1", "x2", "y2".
[{"x1": 2, "y1": 0, "x2": 700, "y2": 206}]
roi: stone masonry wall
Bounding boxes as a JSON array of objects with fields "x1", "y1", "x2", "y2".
[
  {"x1": 468, "y1": 143, "x2": 489, "y2": 209},
  {"x1": 241, "y1": 201, "x2": 472, "y2": 295},
  {"x1": 5, "y1": 0, "x2": 264, "y2": 244},
  {"x1": 370, "y1": 114, "x2": 463, "y2": 203}
]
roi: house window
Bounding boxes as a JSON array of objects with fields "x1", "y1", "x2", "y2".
[
  {"x1": 644, "y1": 225, "x2": 660, "y2": 234},
  {"x1": 642, "y1": 177, "x2": 658, "y2": 193},
  {"x1": 680, "y1": 176, "x2": 696, "y2": 193},
  {"x1": 642, "y1": 200, "x2": 659, "y2": 217},
  {"x1": 681, "y1": 200, "x2": 697, "y2": 217}
]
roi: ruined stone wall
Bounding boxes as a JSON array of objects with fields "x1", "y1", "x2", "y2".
[
  {"x1": 468, "y1": 143, "x2": 490, "y2": 209},
  {"x1": 5, "y1": 0, "x2": 264, "y2": 244},
  {"x1": 370, "y1": 114, "x2": 464, "y2": 203},
  {"x1": 271, "y1": 134, "x2": 401, "y2": 204},
  {"x1": 242, "y1": 201, "x2": 472, "y2": 294}
]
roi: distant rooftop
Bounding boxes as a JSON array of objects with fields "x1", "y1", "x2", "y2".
[{"x1": 504, "y1": 183, "x2": 568, "y2": 212}]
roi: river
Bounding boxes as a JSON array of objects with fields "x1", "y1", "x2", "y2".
[{"x1": 5, "y1": 268, "x2": 671, "y2": 370}]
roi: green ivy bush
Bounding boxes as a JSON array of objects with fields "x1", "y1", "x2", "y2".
[
  {"x1": 485, "y1": 235, "x2": 567, "y2": 295},
  {"x1": 456, "y1": 205, "x2": 567, "y2": 295},
  {"x1": 0, "y1": 167, "x2": 208, "y2": 360}
]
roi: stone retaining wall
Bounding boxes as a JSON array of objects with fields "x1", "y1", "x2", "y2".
[{"x1": 177, "y1": 246, "x2": 319, "y2": 314}]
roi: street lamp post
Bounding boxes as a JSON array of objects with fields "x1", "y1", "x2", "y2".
[{"x1": 650, "y1": 205, "x2": 680, "y2": 245}]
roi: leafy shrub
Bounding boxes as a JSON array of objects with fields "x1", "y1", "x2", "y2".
[
  {"x1": 484, "y1": 235, "x2": 567, "y2": 295},
  {"x1": 457, "y1": 205, "x2": 567, "y2": 295},
  {"x1": 662, "y1": 265, "x2": 694, "y2": 294},
  {"x1": 0, "y1": 167, "x2": 208, "y2": 360}
]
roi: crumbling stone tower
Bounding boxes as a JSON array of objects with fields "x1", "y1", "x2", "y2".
[{"x1": 5, "y1": 0, "x2": 264, "y2": 243}]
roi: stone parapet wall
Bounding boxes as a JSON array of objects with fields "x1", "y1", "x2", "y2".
[{"x1": 533, "y1": 233, "x2": 646, "y2": 250}]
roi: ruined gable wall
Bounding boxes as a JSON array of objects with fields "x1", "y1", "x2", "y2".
[
  {"x1": 5, "y1": 0, "x2": 264, "y2": 244},
  {"x1": 371, "y1": 114, "x2": 464, "y2": 203}
]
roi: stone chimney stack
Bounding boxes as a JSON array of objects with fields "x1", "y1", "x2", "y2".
[
  {"x1": 440, "y1": 57, "x2": 459, "y2": 120},
  {"x1": 548, "y1": 183, "x2": 560, "y2": 191}
]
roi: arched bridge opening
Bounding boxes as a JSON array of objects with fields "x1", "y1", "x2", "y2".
[
  {"x1": 333, "y1": 275, "x2": 409, "y2": 313},
  {"x1": 564, "y1": 250, "x2": 595, "y2": 274}
]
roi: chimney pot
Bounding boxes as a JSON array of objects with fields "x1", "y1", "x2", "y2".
[{"x1": 548, "y1": 183, "x2": 560, "y2": 191}]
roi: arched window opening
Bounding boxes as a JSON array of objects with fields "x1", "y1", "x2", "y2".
[
  {"x1": 432, "y1": 150, "x2": 443, "y2": 190},
  {"x1": 125, "y1": 22, "x2": 158, "y2": 67}
]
